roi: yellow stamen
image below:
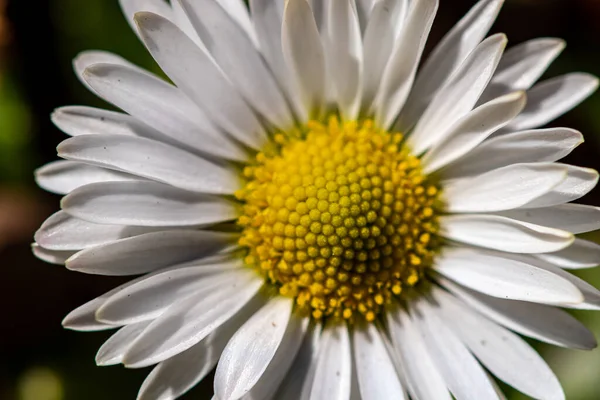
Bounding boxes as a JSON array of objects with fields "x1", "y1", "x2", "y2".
[{"x1": 236, "y1": 117, "x2": 443, "y2": 323}]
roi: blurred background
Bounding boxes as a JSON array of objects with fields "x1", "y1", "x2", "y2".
[{"x1": 1, "y1": 0, "x2": 600, "y2": 399}]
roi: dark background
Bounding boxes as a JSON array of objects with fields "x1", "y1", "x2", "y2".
[{"x1": 1, "y1": 0, "x2": 600, "y2": 399}]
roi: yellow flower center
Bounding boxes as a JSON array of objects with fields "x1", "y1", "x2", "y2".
[{"x1": 236, "y1": 117, "x2": 443, "y2": 322}]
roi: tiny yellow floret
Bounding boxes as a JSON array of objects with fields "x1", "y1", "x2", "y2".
[{"x1": 236, "y1": 117, "x2": 442, "y2": 323}]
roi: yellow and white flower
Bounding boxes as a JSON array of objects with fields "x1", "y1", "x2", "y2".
[{"x1": 34, "y1": 0, "x2": 600, "y2": 399}]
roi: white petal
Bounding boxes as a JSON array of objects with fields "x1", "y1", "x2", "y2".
[
  {"x1": 355, "y1": 0, "x2": 374, "y2": 31},
  {"x1": 61, "y1": 181, "x2": 238, "y2": 227},
  {"x1": 31, "y1": 244, "x2": 76, "y2": 266},
  {"x1": 178, "y1": 0, "x2": 293, "y2": 129},
  {"x1": 73, "y1": 50, "x2": 140, "y2": 93},
  {"x1": 423, "y1": 91, "x2": 527, "y2": 173},
  {"x1": 326, "y1": 0, "x2": 362, "y2": 119},
  {"x1": 170, "y1": 0, "x2": 204, "y2": 47},
  {"x1": 214, "y1": 0, "x2": 259, "y2": 46},
  {"x1": 536, "y1": 238, "x2": 600, "y2": 269},
  {"x1": 51, "y1": 105, "x2": 206, "y2": 157},
  {"x1": 249, "y1": 0, "x2": 302, "y2": 118},
  {"x1": 353, "y1": 324, "x2": 405, "y2": 400},
  {"x1": 443, "y1": 128, "x2": 583, "y2": 178},
  {"x1": 361, "y1": 0, "x2": 409, "y2": 109},
  {"x1": 310, "y1": 323, "x2": 352, "y2": 400},
  {"x1": 521, "y1": 256, "x2": 600, "y2": 310},
  {"x1": 520, "y1": 165, "x2": 599, "y2": 208},
  {"x1": 52, "y1": 106, "x2": 145, "y2": 137},
  {"x1": 96, "y1": 321, "x2": 151, "y2": 366},
  {"x1": 134, "y1": 12, "x2": 268, "y2": 150},
  {"x1": 273, "y1": 324, "x2": 322, "y2": 400},
  {"x1": 241, "y1": 317, "x2": 310, "y2": 400},
  {"x1": 441, "y1": 214, "x2": 574, "y2": 253},
  {"x1": 434, "y1": 247, "x2": 583, "y2": 305},
  {"x1": 58, "y1": 134, "x2": 238, "y2": 195},
  {"x1": 503, "y1": 73, "x2": 599, "y2": 132},
  {"x1": 215, "y1": 297, "x2": 294, "y2": 400},
  {"x1": 97, "y1": 262, "x2": 242, "y2": 324},
  {"x1": 433, "y1": 289, "x2": 565, "y2": 400},
  {"x1": 398, "y1": 0, "x2": 503, "y2": 130},
  {"x1": 61, "y1": 252, "x2": 236, "y2": 331},
  {"x1": 408, "y1": 33, "x2": 507, "y2": 154},
  {"x1": 444, "y1": 163, "x2": 568, "y2": 213},
  {"x1": 35, "y1": 211, "x2": 157, "y2": 251},
  {"x1": 119, "y1": 0, "x2": 172, "y2": 36},
  {"x1": 82, "y1": 62, "x2": 246, "y2": 161},
  {"x1": 35, "y1": 160, "x2": 138, "y2": 195},
  {"x1": 387, "y1": 308, "x2": 451, "y2": 400},
  {"x1": 411, "y1": 300, "x2": 500, "y2": 400},
  {"x1": 123, "y1": 270, "x2": 263, "y2": 368},
  {"x1": 438, "y1": 277, "x2": 597, "y2": 350},
  {"x1": 138, "y1": 293, "x2": 261, "y2": 400},
  {"x1": 282, "y1": 0, "x2": 326, "y2": 121},
  {"x1": 498, "y1": 203, "x2": 600, "y2": 234},
  {"x1": 62, "y1": 284, "x2": 128, "y2": 332},
  {"x1": 480, "y1": 38, "x2": 566, "y2": 103},
  {"x1": 66, "y1": 230, "x2": 235, "y2": 276},
  {"x1": 374, "y1": 0, "x2": 438, "y2": 128}
]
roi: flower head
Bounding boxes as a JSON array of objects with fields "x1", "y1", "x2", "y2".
[{"x1": 34, "y1": 0, "x2": 600, "y2": 399}]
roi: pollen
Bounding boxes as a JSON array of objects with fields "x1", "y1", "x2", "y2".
[{"x1": 236, "y1": 117, "x2": 443, "y2": 323}]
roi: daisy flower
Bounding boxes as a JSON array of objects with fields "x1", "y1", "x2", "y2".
[{"x1": 34, "y1": 0, "x2": 600, "y2": 399}]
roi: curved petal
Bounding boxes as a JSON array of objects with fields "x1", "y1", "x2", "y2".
[
  {"x1": 309, "y1": 323, "x2": 352, "y2": 400},
  {"x1": 498, "y1": 203, "x2": 600, "y2": 234},
  {"x1": 386, "y1": 308, "x2": 451, "y2": 400},
  {"x1": 35, "y1": 211, "x2": 158, "y2": 251},
  {"x1": 58, "y1": 134, "x2": 238, "y2": 195},
  {"x1": 66, "y1": 230, "x2": 236, "y2": 276},
  {"x1": 433, "y1": 247, "x2": 583, "y2": 305},
  {"x1": 134, "y1": 12, "x2": 268, "y2": 149},
  {"x1": 96, "y1": 321, "x2": 151, "y2": 366},
  {"x1": 503, "y1": 73, "x2": 599, "y2": 132},
  {"x1": 411, "y1": 300, "x2": 500, "y2": 400},
  {"x1": 241, "y1": 317, "x2": 310, "y2": 400},
  {"x1": 480, "y1": 38, "x2": 566, "y2": 103},
  {"x1": 282, "y1": 0, "x2": 326, "y2": 121},
  {"x1": 178, "y1": 0, "x2": 293, "y2": 129},
  {"x1": 398, "y1": 0, "x2": 504, "y2": 130},
  {"x1": 423, "y1": 91, "x2": 527, "y2": 173},
  {"x1": 407, "y1": 33, "x2": 507, "y2": 154},
  {"x1": 61, "y1": 181, "x2": 238, "y2": 227},
  {"x1": 438, "y1": 277, "x2": 597, "y2": 350},
  {"x1": 536, "y1": 238, "x2": 600, "y2": 269},
  {"x1": 35, "y1": 160, "x2": 138, "y2": 195},
  {"x1": 123, "y1": 271, "x2": 263, "y2": 368},
  {"x1": 119, "y1": 0, "x2": 172, "y2": 36},
  {"x1": 433, "y1": 289, "x2": 565, "y2": 400},
  {"x1": 52, "y1": 106, "x2": 144, "y2": 137},
  {"x1": 361, "y1": 0, "x2": 409, "y2": 109},
  {"x1": 441, "y1": 214, "x2": 574, "y2": 254},
  {"x1": 31, "y1": 244, "x2": 76, "y2": 266},
  {"x1": 214, "y1": 297, "x2": 294, "y2": 400},
  {"x1": 353, "y1": 324, "x2": 405, "y2": 400},
  {"x1": 249, "y1": 0, "x2": 302, "y2": 118},
  {"x1": 137, "y1": 291, "x2": 262, "y2": 400},
  {"x1": 374, "y1": 0, "x2": 438, "y2": 128},
  {"x1": 82, "y1": 63, "x2": 245, "y2": 161},
  {"x1": 325, "y1": 0, "x2": 362, "y2": 119},
  {"x1": 96, "y1": 262, "x2": 242, "y2": 324},
  {"x1": 443, "y1": 128, "x2": 583, "y2": 178},
  {"x1": 444, "y1": 163, "x2": 568, "y2": 213},
  {"x1": 521, "y1": 165, "x2": 599, "y2": 208}
]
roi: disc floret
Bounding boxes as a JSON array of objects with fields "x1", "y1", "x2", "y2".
[{"x1": 236, "y1": 117, "x2": 442, "y2": 322}]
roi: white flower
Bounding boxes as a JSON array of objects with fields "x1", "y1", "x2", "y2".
[{"x1": 33, "y1": 0, "x2": 600, "y2": 399}]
